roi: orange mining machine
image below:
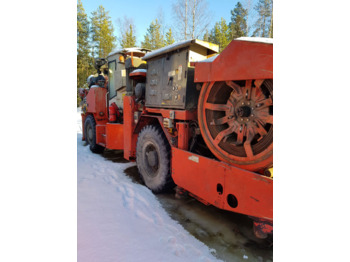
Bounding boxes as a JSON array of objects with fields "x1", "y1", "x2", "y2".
[{"x1": 80, "y1": 38, "x2": 273, "y2": 239}]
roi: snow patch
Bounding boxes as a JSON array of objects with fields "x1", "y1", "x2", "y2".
[
  {"x1": 236, "y1": 37, "x2": 273, "y2": 44},
  {"x1": 196, "y1": 55, "x2": 218, "y2": 63},
  {"x1": 131, "y1": 69, "x2": 147, "y2": 73},
  {"x1": 77, "y1": 108, "x2": 222, "y2": 262},
  {"x1": 108, "y1": 47, "x2": 150, "y2": 57}
]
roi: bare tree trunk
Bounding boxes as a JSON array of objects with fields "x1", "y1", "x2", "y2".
[
  {"x1": 185, "y1": 0, "x2": 188, "y2": 40},
  {"x1": 262, "y1": 13, "x2": 266, "y2": 37},
  {"x1": 269, "y1": 7, "x2": 273, "y2": 38},
  {"x1": 172, "y1": 0, "x2": 210, "y2": 41},
  {"x1": 192, "y1": 0, "x2": 196, "y2": 39},
  {"x1": 244, "y1": 0, "x2": 252, "y2": 36}
]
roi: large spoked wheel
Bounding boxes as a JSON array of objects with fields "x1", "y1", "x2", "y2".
[
  {"x1": 84, "y1": 115, "x2": 104, "y2": 154},
  {"x1": 136, "y1": 125, "x2": 175, "y2": 193},
  {"x1": 198, "y1": 79, "x2": 273, "y2": 171}
]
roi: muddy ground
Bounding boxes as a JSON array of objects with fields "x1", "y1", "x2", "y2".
[{"x1": 103, "y1": 149, "x2": 273, "y2": 262}]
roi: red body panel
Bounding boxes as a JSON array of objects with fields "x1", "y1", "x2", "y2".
[
  {"x1": 146, "y1": 108, "x2": 197, "y2": 121},
  {"x1": 176, "y1": 122, "x2": 190, "y2": 150},
  {"x1": 85, "y1": 87, "x2": 108, "y2": 124},
  {"x1": 106, "y1": 123, "x2": 124, "y2": 149},
  {"x1": 123, "y1": 96, "x2": 138, "y2": 160},
  {"x1": 171, "y1": 147, "x2": 272, "y2": 221},
  {"x1": 96, "y1": 125, "x2": 106, "y2": 146},
  {"x1": 194, "y1": 40, "x2": 273, "y2": 83}
]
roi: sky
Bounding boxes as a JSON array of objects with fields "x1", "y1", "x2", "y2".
[{"x1": 80, "y1": 0, "x2": 257, "y2": 47}]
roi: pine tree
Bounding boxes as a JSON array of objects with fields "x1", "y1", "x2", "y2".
[
  {"x1": 229, "y1": 2, "x2": 248, "y2": 39},
  {"x1": 209, "y1": 18, "x2": 231, "y2": 52},
  {"x1": 141, "y1": 19, "x2": 165, "y2": 50},
  {"x1": 117, "y1": 16, "x2": 137, "y2": 48},
  {"x1": 90, "y1": 5, "x2": 116, "y2": 58},
  {"x1": 121, "y1": 24, "x2": 136, "y2": 48},
  {"x1": 165, "y1": 28, "x2": 175, "y2": 46},
  {"x1": 77, "y1": 0, "x2": 93, "y2": 105},
  {"x1": 252, "y1": 0, "x2": 273, "y2": 38}
]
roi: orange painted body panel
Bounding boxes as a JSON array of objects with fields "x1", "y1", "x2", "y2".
[
  {"x1": 106, "y1": 123, "x2": 124, "y2": 150},
  {"x1": 123, "y1": 96, "x2": 138, "y2": 160},
  {"x1": 129, "y1": 71, "x2": 147, "y2": 81},
  {"x1": 96, "y1": 125, "x2": 106, "y2": 146},
  {"x1": 171, "y1": 147, "x2": 272, "y2": 221},
  {"x1": 194, "y1": 40, "x2": 273, "y2": 82},
  {"x1": 83, "y1": 87, "x2": 108, "y2": 144},
  {"x1": 146, "y1": 108, "x2": 197, "y2": 121},
  {"x1": 85, "y1": 87, "x2": 108, "y2": 125},
  {"x1": 176, "y1": 122, "x2": 190, "y2": 150}
]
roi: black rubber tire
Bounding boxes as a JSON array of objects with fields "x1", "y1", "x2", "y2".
[
  {"x1": 84, "y1": 115, "x2": 104, "y2": 154},
  {"x1": 136, "y1": 125, "x2": 175, "y2": 193}
]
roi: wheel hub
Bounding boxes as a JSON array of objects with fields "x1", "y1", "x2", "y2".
[
  {"x1": 146, "y1": 150, "x2": 158, "y2": 167},
  {"x1": 144, "y1": 143, "x2": 159, "y2": 177},
  {"x1": 237, "y1": 105, "x2": 251, "y2": 118},
  {"x1": 87, "y1": 126, "x2": 93, "y2": 143}
]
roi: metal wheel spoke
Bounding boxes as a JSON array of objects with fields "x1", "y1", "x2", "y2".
[
  {"x1": 245, "y1": 80, "x2": 252, "y2": 100},
  {"x1": 255, "y1": 120, "x2": 268, "y2": 136},
  {"x1": 251, "y1": 86, "x2": 257, "y2": 100},
  {"x1": 256, "y1": 97, "x2": 273, "y2": 110},
  {"x1": 205, "y1": 102, "x2": 229, "y2": 111},
  {"x1": 227, "y1": 94, "x2": 236, "y2": 106},
  {"x1": 244, "y1": 141, "x2": 254, "y2": 158},
  {"x1": 210, "y1": 115, "x2": 230, "y2": 126},
  {"x1": 256, "y1": 111, "x2": 273, "y2": 125},
  {"x1": 236, "y1": 126, "x2": 245, "y2": 145},
  {"x1": 265, "y1": 115, "x2": 273, "y2": 124},
  {"x1": 214, "y1": 125, "x2": 236, "y2": 145},
  {"x1": 226, "y1": 81, "x2": 243, "y2": 97},
  {"x1": 253, "y1": 80, "x2": 265, "y2": 100},
  {"x1": 254, "y1": 79, "x2": 264, "y2": 88},
  {"x1": 255, "y1": 89, "x2": 264, "y2": 101}
]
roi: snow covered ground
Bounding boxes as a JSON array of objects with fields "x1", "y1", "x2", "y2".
[{"x1": 77, "y1": 108, "x2": 222, "y2": 262}]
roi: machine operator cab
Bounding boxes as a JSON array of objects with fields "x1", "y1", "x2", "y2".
[{"x1": 106, "y1": 47, "x2": 151, "y2": 112}]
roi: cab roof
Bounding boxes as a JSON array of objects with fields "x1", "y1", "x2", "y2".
[
  {"x1": 142, "y1": 39, "x2": 219, "y2": 61},
  {"x1": 108, "y1": 47, "x2": 151, "y2": 58}
]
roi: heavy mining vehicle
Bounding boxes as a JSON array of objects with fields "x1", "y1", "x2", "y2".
[{"x1": 80, "y1": 38, "x2": 273, "y2": 238}]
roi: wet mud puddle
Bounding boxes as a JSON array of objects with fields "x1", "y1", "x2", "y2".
[{"x1": 103, "y1": 149, "x2": 273, "y2": 262}]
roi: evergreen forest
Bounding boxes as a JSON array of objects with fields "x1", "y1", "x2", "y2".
[{"x1": 77, "y1": 0, "x2": 273, "y2": 105}]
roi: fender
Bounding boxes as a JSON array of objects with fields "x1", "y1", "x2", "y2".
[{"x1": 134, "y1": 115, "x2": 174, "y2": 146}]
